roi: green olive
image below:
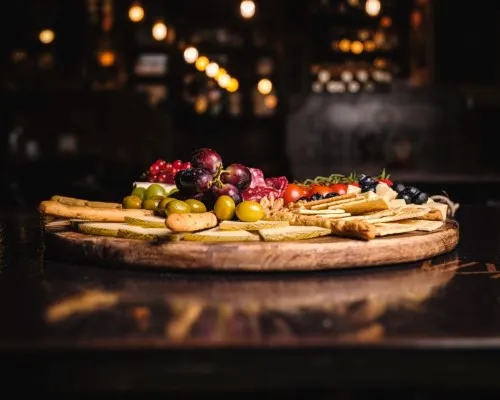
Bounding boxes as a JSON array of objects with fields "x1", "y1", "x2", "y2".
[
  {"x1": 131, "y1": 186, "x2": 146, "y2": 200},
  {"x1": 157, "y1": 197, "x2": 176, "y2": 216},
  {"x1": 185, "y1": 199, "x2": 207, "y2": 213},
  {"x1": 235, "y1": 200, "x2": 264, "y2": 222},
  {"x1": 144, "y1": 183, "x2": 167, "y2": 200},
  {"x1": 165, "y1": 200, "x2": 191, "y2": 216},
  {"x1": 122, "y1": 195, "x2": 142, "y2": 209},
  {"x1": 142, "y1": 196, "x2": 163, "y2": 210},
  {"x1": 214, "y1": 195, "x2": 235, "y2": 221}
]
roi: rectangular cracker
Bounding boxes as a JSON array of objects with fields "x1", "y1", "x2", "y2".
[
  {"x1": 375, "y1": 222, "x2": 419, "y2": 237},
  {"x1": 363, "y1": 207, "x2": 430, "y2": 224},
  {"x1": 304, "y1": 193, "x2": 358, "y2": 209},
  {"x1": 328, "y1": 198, "x2": 390, "y2": 215},
  {"x1": 311, "y1": 196, "x2": 364, "y2": 210},
  {"x1": 340, "y1": 209, "x2": 397, "y2": 221},
  {"x1": 316, "y1": 213, "x2": 351, "y2": 219},
  {"x1": 395, "y1": 220, "x2": 444, "y2": 232},
  {"x1": 297, "y1": 208, "x2": 346, "y2": 215}
]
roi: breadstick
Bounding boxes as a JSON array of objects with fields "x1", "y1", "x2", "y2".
[
  {"x1": 39, "y1": 200, "x2": 153, "y2": 222},
  {"x1": 166, "y1": 212, "x2": 218, "y2": 232},
  {"x1": 51, "y1": 195, "x2": 122, "y2": 209},
  {"x1": 51, "y1": 195, "x2": 87, "y2": 207}
]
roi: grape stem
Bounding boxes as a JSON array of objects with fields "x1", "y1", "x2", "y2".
[{"x1": 212, "y1": 164, "x2": 225, "y2": 188}]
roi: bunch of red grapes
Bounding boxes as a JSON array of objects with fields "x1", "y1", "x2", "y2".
[
  {"x1": 175, "y1": 148, "x2": 252, "y2": 208},
  {"x1": 146, "y1": 159, "x2": 192, "y2": 184}
]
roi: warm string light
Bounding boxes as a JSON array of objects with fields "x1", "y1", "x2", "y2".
[
  {"x1": 98, "y1": 50, "x2": 116, "y2": 67},
  {"x1": 183, "y1": 47, "x2": 198, "y2": 64},
  {"x1": 128, "y1": 3, "x2": 144, "y2": 22},
  {"x1": 152, "y1": 20, "x2": 167, "y2": 41},
  {"x1": 365, "y1": 0, "x2": 381, "y2": 17},
  {"x1": 257, "y1": 78, "x2": 272, "y2": 95},
  {"x1": 240, "y1": 0, "x2": 256, "y2": 19},
  {"x1": 185, "y1": 47, "x2": 240, "y2": 93},
  {"x1": 39, "y1": 29, "x2": 55, "y2": 44}
]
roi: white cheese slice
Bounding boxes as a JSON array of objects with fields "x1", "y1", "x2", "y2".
[
  {"x1": 347, "y1": 185, "x2": 361, "y2": 194},
  {"x1": 375, "y1": 182, "x2": 398, "y2": 202}
]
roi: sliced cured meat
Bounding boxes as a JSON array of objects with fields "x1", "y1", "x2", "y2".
[
  {"x1": 241, "y1": 186, "x2": 279, "y2": 202},
  {"x1": 248, "y1": 168, "x2": 266, "y2": 188},
  {"x1": 265, "y1": 177, "x2": 288, "y2": 197}
]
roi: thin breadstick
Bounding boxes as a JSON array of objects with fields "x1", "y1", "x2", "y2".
[
  {"x1": 51, "y1": 195, "x2": 122, "y2": 209},
  {"x1": 39, "y1": 200, "x2": 153, "y2": 222}
]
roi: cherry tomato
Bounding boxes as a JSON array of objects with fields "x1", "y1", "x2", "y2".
[
  {"x1": 283, "y1": 184, "x2": 308, "y2": 205},
  {"x1": 309, "y1": 185, "x2": 334, "y2": 197},
  {"x1": 378, "y1": 178, "x2": 393, "y2": 186},
  {"x1": 329, "y1": 183, "x2": 348, "y2": 195},
  {"x1": 300, "y1": 186, "x2": 310, "y2": 197}
]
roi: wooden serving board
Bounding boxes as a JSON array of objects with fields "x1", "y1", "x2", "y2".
[{"x1": 43, "y1": 220, "x2": 459, "y2": 272}]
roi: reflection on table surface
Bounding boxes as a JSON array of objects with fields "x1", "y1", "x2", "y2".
[{"x1": 1, "y1": 207, "x2": 500, "y2": 349}]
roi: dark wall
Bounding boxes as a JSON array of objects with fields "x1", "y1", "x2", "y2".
[{"x1": 286, "y1": 89, "x2": 491, "y2": 180}]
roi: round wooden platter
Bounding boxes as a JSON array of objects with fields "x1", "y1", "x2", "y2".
[{"x1": 43, "y1": 220, "x2": 459, "y2": 272}]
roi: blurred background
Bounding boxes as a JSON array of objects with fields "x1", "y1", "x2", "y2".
[{"x1": 1, "y1": 0, "x2": 499, "y2": 208}]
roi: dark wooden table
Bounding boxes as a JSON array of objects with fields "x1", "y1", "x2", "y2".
[{"x1": 1, "y1": 206, "x2": 500, "y2": 397}]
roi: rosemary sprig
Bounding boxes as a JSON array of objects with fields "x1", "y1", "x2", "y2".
[{"x1": 296, "y1": 169, "x2": 390, "y2": 186}]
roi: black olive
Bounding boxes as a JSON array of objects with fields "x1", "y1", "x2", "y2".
[
  {"x1": 358, "y1": 174, "x2": 375, "y2": 186},
  {"x1": 396, "y1": 192, "x2": 413, "y2": 204},
  {"x1": 413, "y1": 192, "x2": 429, "y2": 205},
  {"x1": 361, "y1": 182, "x2": 377, "y2": 193},
  {"x1": 324, "y1": 192, "x2": 339, "y2": 199},
  {"x1": 396, "y1": 192, "x2": 412, "y2": 204},
  {"x1": 298, "y1": 197, "x2": 309, "y2": 202},
  {"x1": 403, "y1": 186, "x2": 420, "y2": 197},
  {"x1": 393, "y1": 182, "x2": 406, "y2": 193},
  {"x1": 310, "y1": 193, "x2": 323, "y2": 201}
]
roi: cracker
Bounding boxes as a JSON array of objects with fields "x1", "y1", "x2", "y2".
[
  {"x1": 296, "y1": 208, "x2": 346, "y2": 215},
  {"x1": 316, "y1": 213, "x2": 351, "y2": 219},
  {"x1": 395, "y1": 220, "x2": 444, "y2": 232},
  {"x1": 375, "y1": 222, "x2": 419, "y2": 237},
  {"x1": 329, "y1": 198, "x2": 390, "y2": 215},
  {"x1": 305, "y1": 193, "x2": 358, "y2": 209},
  {"x1": 363, "y1": 207, "x2": 429, "y2": 224}
]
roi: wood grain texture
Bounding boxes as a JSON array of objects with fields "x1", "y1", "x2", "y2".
[{"x1": 44, "y1": 220, "x2": 459, "y2": 271}]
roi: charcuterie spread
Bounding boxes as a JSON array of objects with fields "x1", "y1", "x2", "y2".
[{"x1": 39, "y1": 148, "x2": 458, "y2": 243}]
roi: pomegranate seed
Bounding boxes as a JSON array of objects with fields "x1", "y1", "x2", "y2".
[
  {"x1": 150, "y1": 165, "x2": 161, "y2": 174},
  {"x1": 158, "y1": 173, "x2": 168, "y2": 183},
  {"x1": 158, "y1": 160, "x2": 166, "y2": 167},
  {"x1": 166, "y1": 175, "x2": 174, "y2": 184},
  {"x1": 182, "y1": 162, "x2": 192, "y2": 170},
  {"x1": 165, "y1": 163, "x2": 173, "y2": 172},
  {"x1": 172, "y1": 160, "x2": 183, "y2": 169}
]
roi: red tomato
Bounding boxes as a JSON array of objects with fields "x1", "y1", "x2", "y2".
[
  {"x1": 378, "y1": 178, "x2": 393, "y2": 186},
  {"x1": 309, "y1": 185, "x2": 333, "y2": 197},
  {"x1": 283, "y1": 184, "x2": 308, "y2": 205},
  {"x1": 329, "y1": 183, "x2": 348, "y2": 195}
]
